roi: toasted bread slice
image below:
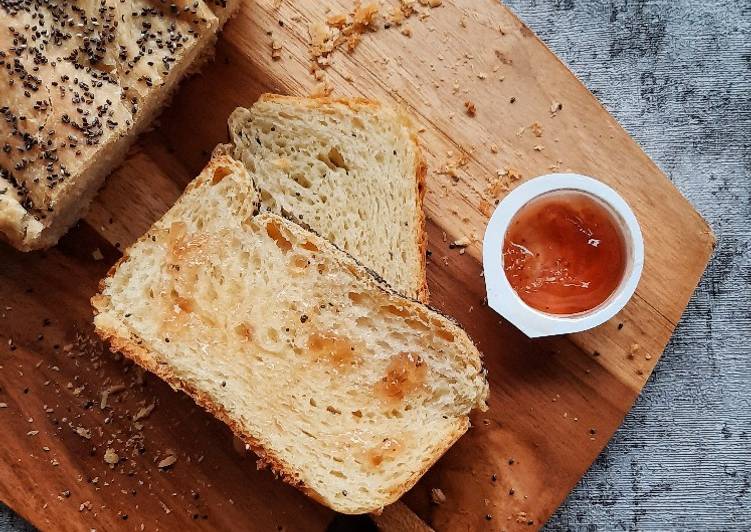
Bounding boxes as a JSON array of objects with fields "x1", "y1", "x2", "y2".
[
  {"x1": 228, "y1": 94, "x2": 428, "y2": 301},
  {"x1": 92, "y1": 155, "x2": 488, "y2": 514},
  {"x1": 0, "y1": 0, "x2": 241, "y2": 251}
]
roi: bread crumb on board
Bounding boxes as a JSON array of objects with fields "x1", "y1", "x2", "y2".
[
  {"x1": 305, "y1": 0, "x2": 445, "y2": 83},
  {"x1": 309, "y1": 79, "x2": 334, "y2": 98},
  {"x1": 157, "y1": 454, "x2": 178, "y2": 469},
  {"x1": 464, "y1": 100, "x2": 477, "y2": 116},
  {"x1": 438, "y1": 150, "x2": 470, "y2": 180},
  {"x1": 431, "y1": 487, "x2": 447, "y2": 504},
  {"x1": 271, "y1": 38, "x2": 283, "y2": 60},
  {"x1": 104, "y1": 448, "x2": 119, "y2": 465}
]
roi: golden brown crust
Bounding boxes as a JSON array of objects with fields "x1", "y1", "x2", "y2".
[{"x1": 409, "y1": 124, "x2": 430, "y2": 304}]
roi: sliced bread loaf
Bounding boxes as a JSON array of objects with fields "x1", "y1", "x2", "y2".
[
  {"x1": 0, "y1": 0, "x2": 241, "y2": 251},
  {"x1": 228, "y1": 95, "x2": 428, "y2": 301},
  {"x1": 92, "y1": 155, "x2": 488, "y2": 514}
]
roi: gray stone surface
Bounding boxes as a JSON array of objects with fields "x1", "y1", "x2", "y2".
[{"x1": 1, "y1": 0, "x2": 749, "y2": 530}]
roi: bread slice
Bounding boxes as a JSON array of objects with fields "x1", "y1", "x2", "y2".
[
  {"x1": 228, "y1": 95, "x2": 429, "y2": 302},
  {"x1": 92, "y1": 155, "x2": 488, "y2": 514},
  {"x1": 0, "y1": 0, "x2": 241, "y2": 251}
]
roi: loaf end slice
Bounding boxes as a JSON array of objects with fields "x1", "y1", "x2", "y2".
[
  {"x1": 93, "y1": 155, "x2": 487, "y2": 514},
  {"x1": 229, "y1": 94, "x2": 429, "y2": 302}
]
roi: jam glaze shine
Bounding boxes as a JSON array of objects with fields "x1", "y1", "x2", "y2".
[{"x1": 502, "y1": 190, "x2": 627, "y2": 315}]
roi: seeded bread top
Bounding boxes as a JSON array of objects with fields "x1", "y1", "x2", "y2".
[{"x1": 0, "y1": 0, "x2": 227, "y2": 243}]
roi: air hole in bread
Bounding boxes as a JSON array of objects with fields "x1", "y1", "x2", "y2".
[
  {"x1": 382, "y1": 304, "x2": 409, "y2": 318},
  {"x1": 435, "y1": 327, "x2": 455, "y2": 342},
  {"x1": 266, "y1": 220, "x2": 292, "y2": 253},
  {"x1": 405, "y1": 318, "x2": 429, "y2": 332},
  {"x1": 355, "y1": 316, "x2": 373, "y2": 328},
  {"x1": 327, "y1": 147, "x2": 348, "y2": 170},
  {"x1": 211, "y1": 166, "x2": 232, "y2": 184},
  {"x1": 330, "y1": 470, "x2": 347, "y2": 479},
  {"x1": 234, "y1": 323, "x2": 253, "y2": 342},
  {"x1": 301, "y1": 240, "x2": 319, "y2": 252},
  {"x1": 259, "y1": 188, "x2": 272, "y2": 203},
  {"x1": 309, "y1": 398, "x2": 318, "y2": 407},
  {"x1": 390, "y1": 332, "x2": 407, "y2": 342},
  {"x1": 292, "y1": 172, "x2": 312, "y2": 188},
  {"x1": 348, "y1": 292, "x2": 366, "y2": 304},
  {"x1": 266, "y1": 327, "x2": 280, "y2": 343},
  {"x1": 317, "y1": 148, "x2": 348, "y2": 171},
  {"x1": 290, "y1": 254, "x2": 308, "y2": 269}
]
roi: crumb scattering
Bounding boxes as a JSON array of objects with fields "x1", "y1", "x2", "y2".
[
  {"x1": 430, "y1": 487, "x2": 447, "y2": 504},
  {"x1": 158, "y1": 454, "x2": 178, "y2": 469},
  {"x1": 438, "y1": 150, "x2": 470, "y2": 181},
  {"x1": 100, "y1": 383, "x2": 126, "y2": 410},
  {"x1": 104, "y1": 448, "x2": 119, "y2": 465},
  {"x1": 271, "y1": 38, "x2": 283, "y2": 60},
  {"x1": 306, "y1": 0, "x2": 444, "y2": 88},
  {"x1": 133, "y1": 402, "x2": 156, "y2": 422}
]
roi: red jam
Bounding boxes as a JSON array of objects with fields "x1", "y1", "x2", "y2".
[{"x1": 502, "y1": 190, "x2": 627, "y2": 315}]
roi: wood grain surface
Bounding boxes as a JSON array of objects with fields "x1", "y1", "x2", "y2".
[{"x1": 0, "y1": 0, "x2": 715, "y2": 530}]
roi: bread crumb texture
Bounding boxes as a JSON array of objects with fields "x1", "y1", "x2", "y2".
[
  {"x1": 93, "y1": 155, "x2": 488, "y2": 513},
  {"x1": 229, "y1": 95, "x2": 427, "y2": 301}
]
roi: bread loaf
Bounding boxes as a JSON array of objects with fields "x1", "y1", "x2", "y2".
[{"x1": 0, "y1": 0, "x2": 240, "y2": 250}]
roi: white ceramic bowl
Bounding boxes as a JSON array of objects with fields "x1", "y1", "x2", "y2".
[{"x1": 482, "y1": 173, "x2": 644, "y2": 338}]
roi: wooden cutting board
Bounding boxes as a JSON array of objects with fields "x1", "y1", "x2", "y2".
[{"x1": 0, "y1": 0, "x2": 714, "y2": 530}]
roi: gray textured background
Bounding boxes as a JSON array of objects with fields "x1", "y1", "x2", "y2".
[{"x1": 1, "y1": 0, "x2": 749, "y2": 530}]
